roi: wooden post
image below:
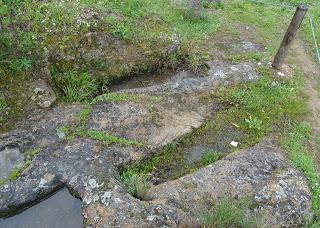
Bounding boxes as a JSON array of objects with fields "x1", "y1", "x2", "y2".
[{"x1": 272, "y1": 4, "x2": 308, "y2": 69}]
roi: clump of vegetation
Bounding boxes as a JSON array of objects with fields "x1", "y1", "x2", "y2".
[
  {"x1": 77, "y1": 130, "x2": 145, "y2": 147},
  {"x1": 201, "y1": 197, "x2": 258, "y2": 228},
  {"x1": 121, "y1": 170, "x2": 150, "y2": 199},
  {"x1": 77, "y1": 105, "x2": 93, "y2": 130},
  {"x1": 244, "y1": 116, "x2": 263, "y2": 131},
  {"x1": 201, "y1": 150, "x2": 222, "y2": 166},
  {"x1": 53, "y1": 70, "x2": 97, "y2": 102},
  {"x1": 0, "y1": 0, "x2": 35, "y2": 74}
]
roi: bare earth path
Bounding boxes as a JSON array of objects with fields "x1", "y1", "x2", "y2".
[{"x1": 292, "y1": 40, "x2": 320, "y2": 165}]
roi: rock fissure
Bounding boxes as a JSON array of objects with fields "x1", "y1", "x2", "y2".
[{"x1": 0, "y1": 62, "x2": 313, "y2": 227}]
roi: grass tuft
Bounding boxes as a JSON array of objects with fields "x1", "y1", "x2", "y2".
[
  {"x1": 121, "y1": 169, "x2": 150, "y2": 199},
  {"x1": 201, "y1": 197, "x2": 257, "y2": 228},
  {"x1": 201, "y1": 150, "x2": 222, "y2": 166},
  {"x1": 53, "y1": 70, "x2": 97, "y2": 102},
  {"x1": 77, "y1": 130, "x2": 145, "y2": 147}
]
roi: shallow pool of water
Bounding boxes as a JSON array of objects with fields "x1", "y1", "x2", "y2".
[{"x1": 0, "y1": 188, "x2": 83, "y2": 228}]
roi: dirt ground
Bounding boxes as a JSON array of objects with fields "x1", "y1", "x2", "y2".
[{"x1": 291, "y1": 40, "x2": 320, "y2": 166}]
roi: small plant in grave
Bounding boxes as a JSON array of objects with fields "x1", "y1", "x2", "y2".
[
  {"x1": 121, "y1": 170, "x2": 151, "y2": 200},
  {"x1": 245, "y1": 115, "x2": 263, "y2": 131}
]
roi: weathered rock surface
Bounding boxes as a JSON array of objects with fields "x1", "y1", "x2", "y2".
[
  {"x1": 145, "y1": 141, "x2": 312, "y2": 227},
  {"x1": 0, "y1": 147, "x2": 23, "y2": 180},
  {"x1": 0, "y1": 62, "x2": 312, "y2": 227},
  {"x1": 82, "y1": 142, "x2": 312, "y2": 227},
  {"x1": 30, "y1": 79, "x2": 57, "y2": 109}
]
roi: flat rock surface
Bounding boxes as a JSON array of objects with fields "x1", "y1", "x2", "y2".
[{"x1": 0, "y1": 62, "x2": 313, "y2": 227}]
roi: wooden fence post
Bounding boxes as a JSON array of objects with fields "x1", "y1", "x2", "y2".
[{"x1": 272, "y1": 4, "x2": 308, "y2": 70}]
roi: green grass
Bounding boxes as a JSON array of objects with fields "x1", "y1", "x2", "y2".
[
  {"x1": 214, "y1": 0, "x2": 320, "y2": 65},
  {"x1": 221, "y1": 67, "x2": 307, "y2": 141},
  {"x1": 226, "y1": 52, "x2": 262, "y2": 64},
  {"x1": 78, "y1": 105, "x2": 93, "y2": 128},
  {"x1": 1, "y1": 0, "x2": 220, "y2": 85},
  {"x1": 53, "y1": 70, "x2": 97, "y2": 102},
  {"x1": 282, "y1": 123, "x2": 320, "y2": 222},
  {"x1": 201, "y1": 197, "x2": 258, "y2": 228},
  {"x1": 201, "y1": 150, "x2": 222, "y2": 166},
  {"x1": 77, "y1": 130, "x2": 145, "y2": 147},
  {"x1": 121, "y1": 170, "x2": 150, "y2": 199},
  {"x1": 91, "y1": 92, "x2": 162, "y2": 104}
]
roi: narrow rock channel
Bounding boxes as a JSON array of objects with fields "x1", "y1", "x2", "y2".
[{"x1": 0, "y1": 62, "x2": 313, "y2": 227}]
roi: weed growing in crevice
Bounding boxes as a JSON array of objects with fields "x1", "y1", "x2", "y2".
[
  {"x1": 78, "y1": 106, "x2": 93, "y2": 129},
  {"x1": 77, "y1": 130, "x2": 145, "y2": 147},
  {"x1": 121, "y1": 170, "x2": 151, "y2": 200},
  {"x1": 24, "y1": 148, "x2": 41, "y2": 161},
  {"x1": 219, "y1": 68, "x2": 307, "y2": 142},
  {"x1": 53, "y1": 70, "x2": 97, "y2": 102}
]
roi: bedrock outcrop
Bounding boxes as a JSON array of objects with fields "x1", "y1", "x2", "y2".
[{"x1": 0, "y1": 62, "x2": 312, "y2": 227}]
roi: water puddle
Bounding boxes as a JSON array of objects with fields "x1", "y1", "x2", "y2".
[
  {"x1": 134, "y1": 117, "x2": 246, "y2": 184},
  {"x1": 0, "y1": 188, "x2": 83, "y2": 228},
  {"x1": 184, "y1": 125, "x2": 244, "y2": 164}
]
